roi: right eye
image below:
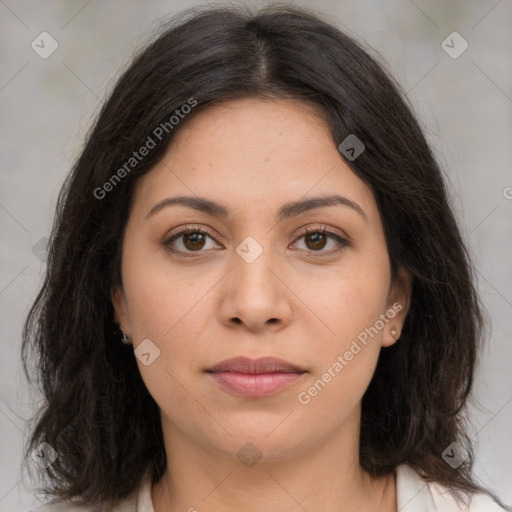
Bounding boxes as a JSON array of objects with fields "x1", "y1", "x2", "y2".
[{"x1": 163, "y1": 227, "x2": 222, "y2": 256}]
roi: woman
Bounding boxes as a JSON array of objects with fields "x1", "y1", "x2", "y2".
[{"x1": 21, "y1": 4, "x2": 510, "y2": 511}]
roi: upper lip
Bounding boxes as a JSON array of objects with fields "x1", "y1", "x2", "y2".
[{"x1": 207, "y1": 356, "x2": 306, "y2": 374}]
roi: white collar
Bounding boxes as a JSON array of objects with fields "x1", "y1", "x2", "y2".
[{"x1": 396, "y1": 464, "x2": 438, "y2": 510}]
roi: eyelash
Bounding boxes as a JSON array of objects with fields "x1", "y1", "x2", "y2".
[{"x1": 163, "y1": 225, "x2": 349, "y2": 258}]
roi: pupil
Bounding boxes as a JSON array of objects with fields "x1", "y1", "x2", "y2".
[
  {"x1": 185, "y1": 232, "x2": 205, "y2": 250},
  {"x1": 307, "y1": 232, "x2": 326, "y2": 250}
]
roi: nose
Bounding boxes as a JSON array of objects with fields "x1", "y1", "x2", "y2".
[{"x1": 217, "y1": 238, "x2": 293, "y2": 332}]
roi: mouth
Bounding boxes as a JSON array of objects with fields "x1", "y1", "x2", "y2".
[{"x1": 206, "y1": 356, "x2": 307, "y2": 398}]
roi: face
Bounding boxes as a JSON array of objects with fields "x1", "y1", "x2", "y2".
[{"x1": 111, "y1": 97, "x2": 410, "y2": 462}]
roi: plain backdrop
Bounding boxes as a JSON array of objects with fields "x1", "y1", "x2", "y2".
[{"x1": 0, "y1": 1, "x2": 511, "y2": 510}]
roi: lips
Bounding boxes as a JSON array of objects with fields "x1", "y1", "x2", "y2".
[
  {"x1": 207, "y1": 356, "x2": 306, "y2": 374},
  {"x1": 206, "y1": 356, "x2": 306, "y2": 398}
]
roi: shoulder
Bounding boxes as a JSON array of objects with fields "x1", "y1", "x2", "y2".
[
  {"x1": 27, "y1": 502, "x2": 103, "y2": 511},
  {"x1": 27, "y1": 494, "x2": 138, "y2": 512},
  {"x1": 26, "y1": 474, "x2": 153, "y2": 512},
  {"x1": 396, "y1": 464, "x2": 510, "y2": 511},
  {"x1": 428, "y1": 480, "x2": 510, "y2": 512}
]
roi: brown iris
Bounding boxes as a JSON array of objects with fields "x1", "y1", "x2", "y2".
[
  {"x1": 183, "y1": 231, "x2": 207, "y2": 251},
  {"x1": 304, "y1": 231, "x2": 328, "y2": 251}
]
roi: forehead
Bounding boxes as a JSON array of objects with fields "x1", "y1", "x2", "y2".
[
  {"x1": 131, "y1": 97, "x2": 377, "y2": 223},
  {"x1": 168, "y1": 97, "x2": 333, "y2": 168}
]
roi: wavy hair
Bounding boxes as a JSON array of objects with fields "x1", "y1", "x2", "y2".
[{"x1": 21, "y1": 3, "x2": 508, "y2": 509}]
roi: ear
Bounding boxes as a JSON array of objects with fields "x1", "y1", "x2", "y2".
[
  {"x1": 111, "y1": 284, "x2": 130, "y2": 334},
  {"x1": 382, "y1": 266, "x2": 412, "y2": 348}
]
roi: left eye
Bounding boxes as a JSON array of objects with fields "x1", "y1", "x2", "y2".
[
  {"x1": 164, "y1": 227, "x2": 348, "y2": 256},
  {"x1": 291, "y1": 227, "x2": 348, "y2": 254}
]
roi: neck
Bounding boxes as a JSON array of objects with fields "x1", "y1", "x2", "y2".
[{"x1": 151, "y1": 409, "x2": 396, "y2": 512}]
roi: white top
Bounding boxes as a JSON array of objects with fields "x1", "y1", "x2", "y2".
[{"x1": 29, "y1": 464, "x2": 508, "y2": 511}]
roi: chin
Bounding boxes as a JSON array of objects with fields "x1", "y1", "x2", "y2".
[{"x1": 202, "y1": 419, "x2": 310, "y2": 462}]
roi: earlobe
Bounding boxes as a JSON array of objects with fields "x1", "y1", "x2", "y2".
[
  {"x1": 383, "y1": 266, "x2": 412, "y2": 347},
  {"x1": 383, "y1": 326, "x2": 400, "y2": 348}
]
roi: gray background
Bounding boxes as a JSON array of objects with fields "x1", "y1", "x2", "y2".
[{"x1": 1, "y1": 1, "x2": 511, "y2": 510}]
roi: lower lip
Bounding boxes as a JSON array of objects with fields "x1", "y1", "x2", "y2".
[{"x1": 207, "y1": 371, "x2": 305, "y2": 397}]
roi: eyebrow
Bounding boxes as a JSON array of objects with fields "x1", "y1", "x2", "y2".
[{"x1": 145, "y1": 194, "x2": 368, "y2": 223}]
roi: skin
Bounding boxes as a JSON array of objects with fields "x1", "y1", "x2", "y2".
[{"x1": 111, "y1": 97, "x2": 411, "y2": 512}]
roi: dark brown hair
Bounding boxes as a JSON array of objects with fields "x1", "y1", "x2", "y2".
[{"x1": 21, "y1": 3, "x2": 510, "y2": 509}]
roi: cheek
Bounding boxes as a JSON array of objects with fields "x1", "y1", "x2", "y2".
[
  {"x1": 121, "y1": 239, "x2": 207, "y2": 340},
  {"x1": 298, "y1": 253, "x2": 390, "y2": 411},
  {"x1": 308, "y1": 258, "x2": 390, "y2": 343},
  {"x1": 122, "y1": 252, "x2": 215, "y2": 405},
  {"x1": 296, "y1": 274, "x2": 386, "y2": 421},
  {"x1": 124, "y1": 261, "x2": 208, "y2": 418}
]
